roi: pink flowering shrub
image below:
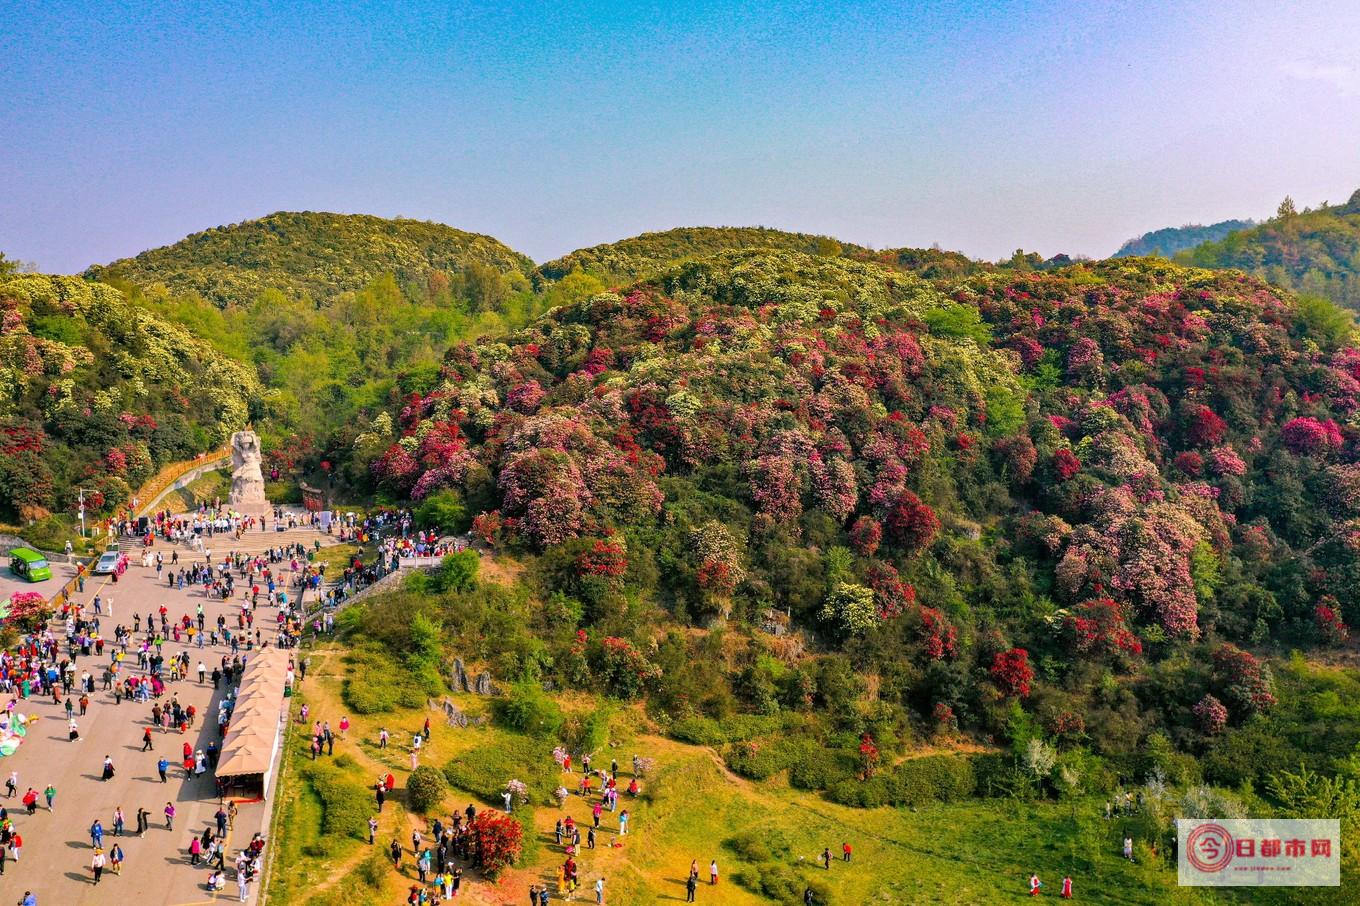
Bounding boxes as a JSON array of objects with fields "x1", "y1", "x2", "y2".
[
  {"x1": 1193, "y1": 694, "x2": 1228, "y2": 735},
  {"x1": 1207, "y1": 445, "x2": 1246, "y2": 477},
  {"x1": 1281, "y1": 417, "x2": 1343, "y2": 454},
  {"x1": 506, "y1": 380, "x2": 546, "y2": 414}
]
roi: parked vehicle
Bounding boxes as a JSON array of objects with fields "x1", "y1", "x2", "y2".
[
  {"x1": 93, "y1": 550, "x2": 121, "y2": 575},
  {"x1": 8, "y1": 548, "x2": 53, "y2": 582}
]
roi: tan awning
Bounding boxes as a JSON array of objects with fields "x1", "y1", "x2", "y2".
[{"x1": 215, "y1": 647, "x2": 291, "y2": 780}]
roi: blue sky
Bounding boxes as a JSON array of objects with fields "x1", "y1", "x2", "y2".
[{"x1": 2, "y1": 0, "x2": 1358, "y2": 273}]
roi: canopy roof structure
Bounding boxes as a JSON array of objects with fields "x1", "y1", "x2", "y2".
[{"x1": 215, "y1": 647, "x2": 290, "y2": 788}]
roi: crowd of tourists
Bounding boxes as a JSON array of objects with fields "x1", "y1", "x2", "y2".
[{"x1": 0, "y1": 509, "x2": 357, "y2": 902}]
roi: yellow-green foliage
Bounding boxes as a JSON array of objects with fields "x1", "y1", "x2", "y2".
[
  {"x1": 86, "y1": 210, "x2": 533, "y2": 307},
  {"x1": 538, "y1": 226, "x2": 871, "y2": 284}
]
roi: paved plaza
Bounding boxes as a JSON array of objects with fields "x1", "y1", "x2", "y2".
[{"x1": 1, "y1": 520, "x2": 335, "y2": 905}]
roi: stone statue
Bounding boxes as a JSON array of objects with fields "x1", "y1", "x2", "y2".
[{"x1": 229, "y1": 430, "x2": 269, "y2": 511}]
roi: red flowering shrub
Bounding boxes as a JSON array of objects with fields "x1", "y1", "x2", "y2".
[
  {"x1": 1211, "y1": 644, "x2": 1275, "y2": 714},
  {"x1": 858, "y1": 733, "x2": 881, "y2": 779},
  {"x1": 1048, "y1": 710, "x2": 1086, "y2": 738},
  {"x1": 932, "y1": 702, "x2": 958, "y2": 730},
  {"x1": 1193, "y1": 694, "x2": 1228, "y2": 735},
  {"x1": 593, "y1": 636, "x2": 661, "y2": 699},
  {"x1": 865, "y1": 562, "x2": 916, "y2": 621},
  {"x1": 1053, "y1": 448, "x2": 1081, "y2": 480},
  {"x1": 576, "y1": 538, "x2": 627, "y2": 577},
  {"x1": 469, "y1": 809, "x2": 523, "y2": 877},
  {"x1": 885, "y1": 491, "x2": 940, "y2": 553},
  {"x1": 695, "y1": 559, "x2": 733, "y2": 593},
  {"x1": 1314, "y1": 598, "x2": 1349, "y2": 645},
  {"x1": 1063, "y1": 598, "x2": 1142, "y2": 660},
  {"x1": 993, "y1": 434, "x2": 1037, "y2": 482},
  {"x1": 1281, "y1": 417, "x2": 1343, "y2": 455},
  {"x1": 848, "y1": 516, "x2": 882, "y2": 556},
  {"x1": 1173, "y1": 451, "x2": 1203, "y2": 476},
  {"x1": 990, "y1": 648, "x2": 1034, "y2": 698},
  {"x1": 917, "y1": 606, "x2": 958, "y2": 659},
  {"x1": 471, "y1": 510, "x2": 503, "y2": 547},
  {"x1": 689, "y1": 521, "x2": 745, "y2": 595},
  {"x1": 1184, "y1": 405, "x2": 1227, "y2": 447}
]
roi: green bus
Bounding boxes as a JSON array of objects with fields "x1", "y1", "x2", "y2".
[{"x1": 8, "y1": 548, "x2": 53, "y2": 582}]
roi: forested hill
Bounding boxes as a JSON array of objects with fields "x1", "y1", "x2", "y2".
[
  {"x1": 1112, "y1": 219, "x2": 1254, "y2": 258},
  {"x1": 536, "y1": 226, "x2": 875, "y2": 283},
  {"x1": 354, "y1": 249, "x2": 1360, "y2": 811},
  {"x1": 0, "y1": 273, "x2": 260, "y2": 523},
  {"x1": 84, "y1": 211, "x2": 535, "y2": 308},
  {"x1": 1179, "y1": 190, "x2": 1360, "y2": 310}
]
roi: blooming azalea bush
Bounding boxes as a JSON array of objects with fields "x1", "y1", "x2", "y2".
[
  {"x1": 1314, "y1": 598, "x2": 1349, "y2": 645},
  {"x1": 990, "y1": 648, "x2": 1034, "y2": 698},
  {"x1": 592, "y1": 636, "x2": 660, "y2": 699},
  {"x1": 1193, "y1": 694, "x2": 1228, "y2": 735},
  {"x1": 1281, "y1": 416, "x2": 1343, "y2": 455},
  {"x1": 1211, "y1": 644, "x2": 1276, "y2": 715},
  {"x1": 576, "y1": 537, "x2": 628, "y2": 578},
  {"x1": 1063, "y1": 598, "x2": 1142, "y2": 661},
  {"x1": 469, "y1": 809, "x2": 523, "y2": 877},
  {"x1": 4, "y1": 591, "x2": 49, "y2": 630}
]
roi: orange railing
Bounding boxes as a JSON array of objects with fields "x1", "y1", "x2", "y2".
[
  {"x1": 43, "y1": 444, "x2": 232, "y2": 609},
  {"x1": 131, "y1": 444, "x2": 232, "y2": 517}
]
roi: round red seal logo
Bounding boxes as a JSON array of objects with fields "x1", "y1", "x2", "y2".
[{"x1": 1186, "y1": 823, "x2": 1234, "y2": 873}]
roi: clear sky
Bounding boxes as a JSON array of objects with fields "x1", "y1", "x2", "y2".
[{"x1": 2, "y1": 0, "x2": 1358, "y2": 273}]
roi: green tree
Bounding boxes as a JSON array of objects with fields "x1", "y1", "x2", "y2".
[{"x1": 433, "y1": 550, "x2": 480, "y2": 594}]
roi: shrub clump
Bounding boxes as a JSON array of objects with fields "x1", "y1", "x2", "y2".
[
  {"x1": 407, "y1": 764, "x2": 450, "y2": 815},
  {"x1": 827, "y1": 754, "x2": 975, "y2": 808},
  {"x1": 300, "y1": 760, "x2": 372, "y2": 841}
]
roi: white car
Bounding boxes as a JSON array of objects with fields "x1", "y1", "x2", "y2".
[{"x1": 93, "y1": 550, "x2": 121, "y2": 575}]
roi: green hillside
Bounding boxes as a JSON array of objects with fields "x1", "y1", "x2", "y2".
[
  {"x1": 345, "y1": 248, "x2": 1360, "y2": 898},
  {"x1": 536, "y1": 225, "x2": 877, "y2": 283},
  {"x1": 1113, "y1": 219, "x2": 1255, "y2": 258},
  {"x1": 0, "y1": 272, "x2": 260, "y2": 523},
  {"x1": 85, "y1": 211, "x2": 535, "y2": 308},
  {"x1": 1180, "y1": 191, "x2": 1360, "y2": 309}
]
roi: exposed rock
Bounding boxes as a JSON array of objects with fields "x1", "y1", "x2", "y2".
[{"x1": 473, "y1": 671, "x2": 500, "y2": 696}]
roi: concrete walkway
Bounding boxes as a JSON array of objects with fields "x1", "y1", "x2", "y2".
[{"x1": 0, "y1": 520, "x2": 338, "y2": 905}]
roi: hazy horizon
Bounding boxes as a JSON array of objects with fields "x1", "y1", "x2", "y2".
[{"x1": 3, "y1": 0, "x2": 1358, "y2": 274}]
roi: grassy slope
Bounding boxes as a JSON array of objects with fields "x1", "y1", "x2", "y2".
[
  {"x1": 265, "y1": 555, "x2": 1253, "y2": 906},
  {"x1": 272, "y1": 649, "x2": 1241, "y2": 906}
]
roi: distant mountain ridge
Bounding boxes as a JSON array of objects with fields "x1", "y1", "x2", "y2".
[
  {"x1": 85, "y1": 211, "x2": 534, "y2": 307},
  {"x1": 1112, "y1": 219, "x2": 1255, "y2": 258}
]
